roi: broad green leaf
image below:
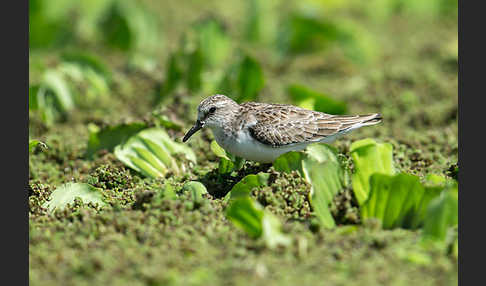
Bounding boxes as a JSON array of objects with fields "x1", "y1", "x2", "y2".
[
  {"x1": 277, "y1": 14, "x2": 343, "y2": 55},
  {"x1": 422, "y1": 184, "x2": 458, "y2": 242},
  {"x1": 211, "y1": 140, "x2": 233, "y2": 174},
  {"x1": 43, "y1": 183, "x2": 106, "y2": 212},
  {"x1": 29, "y1": 0, "x2": 74, "y2": 49},
  {"x1": 194, "y1": 18, "x2": 230, "y2": 68},
  {"x1": 273, "y1": 151, "x2": 305, "y2": 175},
  {"x1": 155, "y1": 114, "x2": 183, "y2": 131},
  {"x1": 304, "y1": 145, "x2": 344, "y2": 228},
  {"x1": 216, "y1": 54, "x2": 264, "y2": 103},
  {"x1": 229, "y1": 173, "x2": 270, "y2": 199},
  {"x1": 350, "y1": 138, "x2": 395, "y2": 205},
  {"x1": 287, "y1": 84, "x2": 347, "y2": 115},
  {"x1": 210, "y1": 141, "x2": 245, "y2": 174},
  {"x1": 237, "y1": 55, "x2": 264, "y2": 103},
  {"x1": 100, "y1": 0, "x2": 159, "y2": 53},
  {"x1": 362, "y1": 173, "x2": 447, "y2": 229},
  {"x1": 61, "y1": 51, "x2": 112, "y2": 82},
  {"x1": 261, "y1": 209, "x2": 292, "y2": 249},
  {"x1": 226, "y1": 197, "x2": 290, "y2": 249},
  {"x1": 186, "y1": 47, "x2": 203, "y2": 92},
  {"x1": 181, "y1": 181, "x2": 208, "y2": 203},
  {"x1": 244, "y1": 0, "x2": 278, "y2": 44},
  {"x1": 274, "y1": 143, "x2": 344, "y2": 228},
  {"x1": 33, "y1": 85, "x2": 59, "y2": 125},
  {"x1": 85, "y1": 122, "x2": 147, "y2": 158},
  {"x1": 29, "y1": 85, "x2": 40, "y2": 110},
  {"x1": 276, "y1": 13, "x2": 377, "y2": 64},
  {"x1": 42, "y1": 70, "x2": 74, "y2": 112},
  {"x1": 210, "y1": 140, "x2": 230, "y2": 160},
  {"x1": 114, "y1": 128, "x2": 196, "y2": 178},
  {"x1": 226, "y1": 197, "x2": 264, "y2": 238},
  {"x1": 159, "y1": 52, "x2": 184, "y2": 100},
  {"x1": 409, "y1": 175, "x2": 448, "y2": 229}
]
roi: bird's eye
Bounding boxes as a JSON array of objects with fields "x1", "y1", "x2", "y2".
[{"x1": 209, "y1": 107, "x2": 216, "y2": 114}]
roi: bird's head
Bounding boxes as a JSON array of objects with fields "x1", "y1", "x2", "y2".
[{"x1": 183, "y1": 94, "x2": 239, "y2": 142}]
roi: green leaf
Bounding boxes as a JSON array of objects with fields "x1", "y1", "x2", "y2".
[
  {"x1": 216, "y1": 54, "x2": 264, "y2": 103},
  {"x1": 194, "y1": 18, "x2": 230, "y2": 68},
  {"x1": 362, "y1": 173, "x2": 447, "y2": 229},
  {"x1": 159, "y1": 52, "x2": 184, "y2": 100},
  {"x1": 261, "y1": 209, "x2": 292, "y2": 249},
  {"x1": 42, "y1": 70, "x2": 74, "y2": 112},
  {"x1": 99, "y1": 0, "x2": 159, "y2": 53},
  {"x1": 244, "y1": 0, "x2": 278, "y2": 44},
  {"x1": 29, "y1": 0, "x2": 74, "y2": 49},
  {"x1": 237, "y1": 55, "x2": 264, "y2": 103},
  {"x1": 274, "y1": 143, "x2": 344, "y2": 228},
  {"x1": 186, "y1": 47, "x2": 204, "y2": 92},
  {"x1": 114, "y1": 128, "x2": 196, "y2": 178},
  {"x1": 181, "y1": 181, "x2": 208, "y2": 204},
  {"x1": 43, "y1": 183, "x2": 106, "y2": 212},
  {"x1": 61, "y1": 51, "x2": 112, "y2": 82},
  {"x1": 276, "y1": 13, "x2": 377, "y2": 64},
  {"x1": 29, "y1": 85, "x2": 40, "y2": 110},
  {"x1": 287, "y1": 84, "x2": 347, "y2": 115},
  {"x1": 226, "y1": 197, "x2": 290, "y2": 249},
  {"x1": 422, "y1": 184, "x2": 458, "y2": 242},
  {"x1": 229, "y1": 173, "x2": 269, "y2": 199},
  {"x1": 85, "y1": 122, "x2": 147, "y2": 158},
  {"x1": 210, "y1": 140, "x2": 233, "y2": 174},
  {"x1": 349, "y1": 138, "x2": 395, "y2": 205},
  {"x1": 277, "y1": 14, "x2": 343, "y2": 55},
  {"x1": 226, "y1": 197, "x2": 264, "y2": 238},
  {"x1": 304, "y1": 144, "x2": 344, "y2": 228},
  {"x1": 273, "y1": 151, "x2": 305, "y2": 175},
  {"x1": 210, "y1": 141, "x2": 245, "y2": 174}
]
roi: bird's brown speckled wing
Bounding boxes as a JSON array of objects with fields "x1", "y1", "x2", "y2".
[{"x1": 240, "y1": 102, "x2": 381, "y2": 147}]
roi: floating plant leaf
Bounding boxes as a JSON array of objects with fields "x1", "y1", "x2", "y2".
[
  {"x1": 287, "y1": 84, "x2": 347, "y2": 115},
  {"x1": 217, "y1": 54, "x2": 264, "y2": 103},
  {"x1": 43, "y1": 183, "x2": 106, "y2": 212},
  {"x1": 194, "y1": 18, "x2": 230, "y2": 68},
  {"x1": 422, "y1": 183, "x2": 458, "y2": 242},
  {"x1": 226, "y1": 197, "x2": 263, "y2": 238},
  {"x1": 86, "y1": 122, "x2": 147, "y2": 158},
  {"x1": 100, "y1": 0, "x2": 159, "y2": 53},
  {"x1": 210, "y1": 141, "x2": 245, "y2": 174},
  {"x1": 181, "y1": 181, "x2": 208, "y2": 204},
  {"x1": 229, "y1": 172, "x2": 270, "y2": 199},
  {"x1": 114, "y1": 128, "x2": 196, "y2": 178},
  {"x1": 361, "y1": 173, "x2": 448, "y2": 229},
  {"x1": 226, "y1": 196, "x2": 290, "y2": 249},
  {"x1": 61, "y1": 51, "x2": 112, "y2": 82},
  {"x1": 349, "y1": 138, "x2": 395, "y2": 205}
]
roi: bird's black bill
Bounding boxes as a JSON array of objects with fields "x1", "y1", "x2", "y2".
[{"x1": 182, "y1": 120, "x2": 203, "y2": 142}]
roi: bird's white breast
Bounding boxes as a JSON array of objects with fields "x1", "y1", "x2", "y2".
[{"x1": 211, "y1": 127, "x2": 310, "y2": 163}]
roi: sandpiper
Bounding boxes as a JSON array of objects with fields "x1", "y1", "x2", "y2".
[{"x1": 183, "y1": 94, "x2": 382, "y2": 163}]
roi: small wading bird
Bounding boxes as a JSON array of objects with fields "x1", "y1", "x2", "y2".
[{"x1": 183, "y1": 94, "x2": 382, "y2": 163}]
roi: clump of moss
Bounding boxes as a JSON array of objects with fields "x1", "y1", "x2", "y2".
[
  {"x1": 251, "y1": 169, "x2": 312, "y2": 221},
  {"x1": 330, "y1": 187, "x2": 361, "y2": 225},
  {"x1": 85, "y1": 161, "x2": 135, "y2": 191},
  {"x1": 29, "y1": 181, "x2": 52, "y2": 216}
]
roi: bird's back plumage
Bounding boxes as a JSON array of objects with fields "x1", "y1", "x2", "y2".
[{"x1": 237, "y1": 102, "x2": 382, "y2": 147}]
